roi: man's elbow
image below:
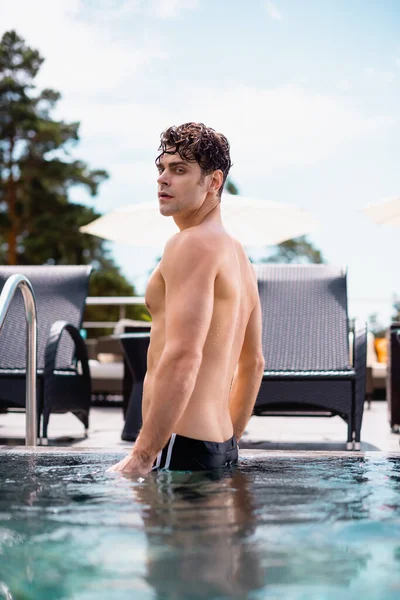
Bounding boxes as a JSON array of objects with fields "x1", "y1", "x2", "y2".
[
  {"x1": 255, "y1": 355, "x2": 265, "y2": 375},
  {"x1": 259, "y1": 353, "x2": 265, "y2": 366},
  {"x1": 239, "y1": 353, "x2": 265, "y2": 375},
  {"x1": 162, "y1": 345, "x2": 203, "y2": 372}
]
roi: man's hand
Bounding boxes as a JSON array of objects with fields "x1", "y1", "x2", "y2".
[{"x1": 106, "y1": 451, "x2": 154, "y2": 476}]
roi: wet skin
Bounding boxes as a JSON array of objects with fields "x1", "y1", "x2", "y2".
[{"x1": 108, "y1": 153, "x2": 264, "y2": 475}]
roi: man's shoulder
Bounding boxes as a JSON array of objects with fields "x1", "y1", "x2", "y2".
[
  {"x1": 161, "y1": 228, "x2": 219, "y2": 278},
  {"x1": 164, "y1": 227, "x2": 217, "y2": 257}
]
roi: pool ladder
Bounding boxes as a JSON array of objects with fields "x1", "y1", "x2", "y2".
[{"x1": 0, "y1": 274, "x2": 37, "y2": 446}]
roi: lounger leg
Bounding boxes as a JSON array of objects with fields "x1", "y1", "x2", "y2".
[
  {"x1": 354, "y1": 428, "x2": 361, "y2": 451},
  {"x1": 353, "y1": 321, "x2": 367, "y2": 452},
  {"x1": 36, "y1": 412, "x2": 43, "y2": 445},
  {"x1": 353, "y1": 402, "x2": 363, "y2": 452},
  {"x1": 74, "y1": 410, "x2": 89, "y2": 430},
  {"x1": 83, "y1": 412, "x2": 89, "y2": 438},
  {"x1": 42, "y1": 409, "x2": 50, "y2": 443},
  {"x1": 71, "y1": 410, "x2": 90, "y2": 438},
  {"x1": 346, "y1": 420, "x2": 353, "y2": 450}
]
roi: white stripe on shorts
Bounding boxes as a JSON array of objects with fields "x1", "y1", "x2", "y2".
[
  {"x1": 152, "y1": 449, "x2": 163, "y2": 471},
  {"x1": 164, "y1": 433, "x2": 177, "y2": 470}
]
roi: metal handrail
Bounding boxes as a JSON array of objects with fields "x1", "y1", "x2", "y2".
[{"x1": 0, "y1": 274, "x2": 38, "y2": 446}]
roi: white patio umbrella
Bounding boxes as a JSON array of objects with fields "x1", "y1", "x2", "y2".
[
  {"x1": 80, "y1": 194, "x2": 319, "y2": 247},
  {"x1": 362, "y1": 196, "x2": 400, "y2": 227}
]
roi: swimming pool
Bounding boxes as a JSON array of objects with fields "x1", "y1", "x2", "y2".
[{"x1": 0, "y1": 449, "x2": 399, "y2": 600}]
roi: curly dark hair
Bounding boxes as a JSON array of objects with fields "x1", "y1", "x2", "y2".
[{"x1": 156, "y1": 122, "x2": 232, "y2": 196}]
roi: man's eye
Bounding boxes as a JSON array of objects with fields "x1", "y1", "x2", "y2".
[{"x1": 175, "y1": 168, "x2": 185, "y2": 174}]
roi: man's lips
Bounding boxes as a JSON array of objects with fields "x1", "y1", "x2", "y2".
[{"x1": 158, "y1": 192, "x2": 173, "y2": 199}]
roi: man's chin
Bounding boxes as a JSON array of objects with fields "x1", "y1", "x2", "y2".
[{"x1": 159, "y1": 205, "x2": 175, "y2": 217}]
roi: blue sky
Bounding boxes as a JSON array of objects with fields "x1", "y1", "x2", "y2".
[{"x1": 1, "y1": 0, "x2": 399, "y2": 325}]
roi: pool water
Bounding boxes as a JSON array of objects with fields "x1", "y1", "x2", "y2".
[{"x1": 0, "y1": 451, "x2": 400, "y2": 600}]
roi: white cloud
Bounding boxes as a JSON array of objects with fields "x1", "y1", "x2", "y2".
[
  {"x1": 1, "y1": 1, "x2": 395, "y2": 203},
  {"x1": 65, "y1": 84, "x2": 395, "y2": 193},
  {"x1": 150, "y1": 0, "x2": 198, "y2": 19},
  {"x1": 81, "y1": 0, "x2": 198, "y2": 20},
  {"x1": 108, "y1": 161, "x2": 157, "y2": 189},
  {"x1": 0, "y1": 0, "x2": 167, "y2": 102},
  {"x1": 177, "y1": 84, "x2": 393, "y2": 175},
  {"x1": 337, "y1": 79, "x2": 351, "y2": 91},
  {"x1": 265, "y1": 1, "x2": 283, "y2": 21},
  {"x1": 364, "y1": 67, "x2": 395, "y2": 83}
]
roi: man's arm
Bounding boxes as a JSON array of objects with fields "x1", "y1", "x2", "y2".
[
  {"x1": 130, "y1": 232, "x2": 218, "y2": 467},
  {"x1": 229, "y1": 298, "x2": 265, "y2": 441}
]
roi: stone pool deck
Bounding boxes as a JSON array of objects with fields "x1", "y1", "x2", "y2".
[{"x1": 0, "y1": 400, "x2": 399, "y2": 453}]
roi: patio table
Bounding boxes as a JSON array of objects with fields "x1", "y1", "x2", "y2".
[
  {"x1": 97, "y1": 322, "x2": 151, "y2": 413},
  {"x1": 119, "y1": 333, "x2": 150, "y2": 441}
]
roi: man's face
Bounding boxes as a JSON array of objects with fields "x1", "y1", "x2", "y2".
[{"x1": 156, "y1": 152, "x2": 211, "y2": 217}]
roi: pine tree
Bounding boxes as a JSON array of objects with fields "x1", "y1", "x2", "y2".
[{"x1": 0, "y1": 30, "x2": 148, "y2": 332}]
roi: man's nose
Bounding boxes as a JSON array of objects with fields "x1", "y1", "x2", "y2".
[{"x1": 157, "y1": 171, "x2": 170, "y2": 185}]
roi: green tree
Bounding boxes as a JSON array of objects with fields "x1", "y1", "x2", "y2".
[
  {"x1": 87, "y1": 258, "x2": 150, "y2": 338},
  {"x1": 0, "y1": 30, "x2": 108, "y2": 264},
  {"x1": 367, "y1": 312, "x2": 387, "y2": 338},
  {"x1": 260, "y1": 236, "x2": 325, "y2": 264},
  {"x1": 0, "y1": 30, "x2": 146, "y2": 334},
  {"x1": 225, "y1": 177, "x2": 239, "y2": 195},
  {"x1": 392, "y1": 295, "x2": 400, "y2": 323}
]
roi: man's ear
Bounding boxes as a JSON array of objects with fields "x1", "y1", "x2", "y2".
[{"x1": 209, "y1": 170, "x2": 223, "y2": 194}]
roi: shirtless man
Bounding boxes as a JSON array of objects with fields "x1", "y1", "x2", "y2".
[{"x1": 108, "y1": 122, "x2": 264, "y2": 475}]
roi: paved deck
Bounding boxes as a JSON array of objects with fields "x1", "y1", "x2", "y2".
[{"x1": 1, "y1": 400, "x2": 399, "y2": 453}]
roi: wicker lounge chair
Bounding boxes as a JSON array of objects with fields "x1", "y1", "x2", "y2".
[
  {"x1": 254, "y1": 264, "x2": 367, "y2": 450},
  {"x1": 0, "y1": 265, "x2": 92, "y2": 441}
]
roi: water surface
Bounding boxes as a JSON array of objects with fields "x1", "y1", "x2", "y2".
[{"x1": 0, "y1": 451, "x2": 400, "y2": 599}]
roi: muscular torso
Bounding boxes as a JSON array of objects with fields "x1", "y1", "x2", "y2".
[{"x1": 143, "y1": 225, "x2": 258, "y2": 442}]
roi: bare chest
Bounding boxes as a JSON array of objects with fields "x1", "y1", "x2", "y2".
[{"x1": 144, "y1": 264, "x2": 165, "y2": 317}]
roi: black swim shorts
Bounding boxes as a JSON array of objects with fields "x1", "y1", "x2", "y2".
[{"x1": 152, "y1": 433, "x2": 238, "y2": 471}]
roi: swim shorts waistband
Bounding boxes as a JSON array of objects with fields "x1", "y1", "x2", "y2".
[{"x1": 152, "y1": 433, "x2": 238, "y2": 472}]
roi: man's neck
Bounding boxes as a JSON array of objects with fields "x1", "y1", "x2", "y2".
[{"x1": 173, "y1": 196, "x2": 222, "y2": 232}]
